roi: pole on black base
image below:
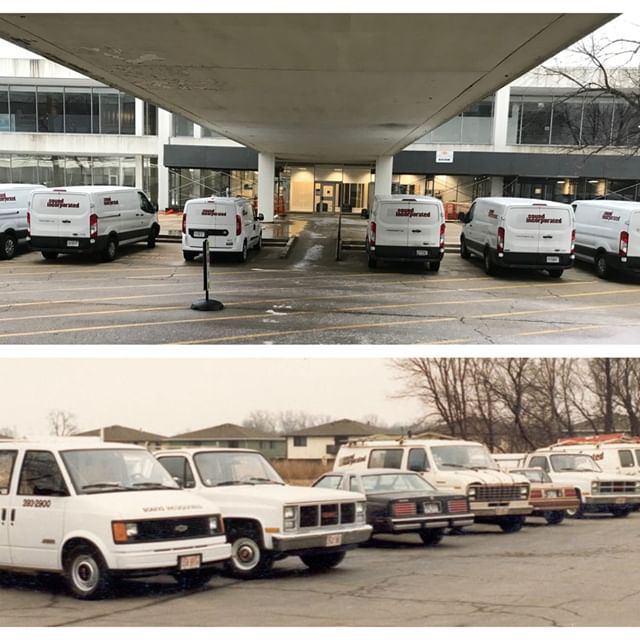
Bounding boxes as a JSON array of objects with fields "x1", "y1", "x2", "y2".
[{"x1": 191, "y1": 238, "x2": 224, "y2": 311}]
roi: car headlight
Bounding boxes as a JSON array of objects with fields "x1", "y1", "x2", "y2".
[
  {"x1": 356, "y1": 502, "x2": 366, "y2": 523},
  {"x1": 209, "y1": 515, "x2": 224, "y2": 535},
  {"x1": 591, "y1": 482, "x2": 598, "y2": 493},
  {"x1": 519, "y1": 485, "x2": 529, "y2": 498},
  {"x1": 112, "y1": 521, "x2": 139, "y2": 544},
  {"x1": 284, "y1": 506, "x2": 297, "y2": 530},
  {"x1": 467, "y1": 486, "x2": 477, "y2": 499}
]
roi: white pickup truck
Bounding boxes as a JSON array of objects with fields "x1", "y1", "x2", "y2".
[{"x1": 155, "y1": 448, "x2": 372, "y2": 578}]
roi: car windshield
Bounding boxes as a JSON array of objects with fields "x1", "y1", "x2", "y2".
[
  {"x1": 511, "y1": 468, "x2": 549, "y2": 483},
  {"x1": 61, "y1": 448, "x2": 179, "y2": 494},
  {"x1": 193, "y1": 451, "x2": 284, "y2": 487},
  {"x1": 431, "y1": 444, "x2": 498, "y2": 471},
  {"x1": 361, "y1": 473, "x2": 436, "y2": 494},
  {"x1": 550, "y1": 454, "x2": 601, "y2": 473}
]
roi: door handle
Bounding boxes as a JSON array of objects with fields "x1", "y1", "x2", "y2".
[
  {"x1": 411, "y1": 229, "x2": 422, "y2": 233},
  {"x1": 10, "y1": 508, "x2": 15, "y2": 524},
  {"x1": 62, "y1": 220, "x2": 71, "y2": 224},
  {"x1": 1, "y1": 508, "x2": 5, "y2": 523},
  {"x1": 542, "y1": 235, "x2": 552, "y2": 239}
]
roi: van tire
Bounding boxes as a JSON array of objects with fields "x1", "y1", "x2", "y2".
[
  {"x1": 367, "y1": 254, "x2": 377, "y2": 268},
  {"x1": 610, "y1": 506, "x2": 632, "y2": 518},
  {"x1": 419, "y1": 528, "x2": 444, "y2": 546},
  {"x1": 42, "y1": 251, "x2": 58, "y2": 260},
  {"x1": 255, "y1": 234, "x2": 262, "y2": 251},
  {"x1": 0, "y1": 232, "x2": 17, "y2": 260},
  {"x1": 483, "y1": 248, "x2": 496, "y2": 276},
  {"x1": 102, "y1": 236, "x2": 118, "y2": 262},
  {"x1": 566, "y1": 490, "x2": 583, "y2": 518},
  {"x1": 64, "y1": 545, "x2": 111, "y2": 600},
  {"x1": 147, "y1": 224, "x2": 160, "y2": 248},
  {"x1": 301, "y1": 551, "x2": 346, "y2": 571},
  {"x1": 498, "y1": 515, "x2": 525, "y2": 533},
  {"x1": 595, "y1": 252, "x2": 610, "y2": 279},
  {"x1": 428, "y1": 261, "x2": 441, "y2": 273},
  {"x1": 460, "y1": 237, "x2": 470, "y2": 259},
  {"x1": 543, "y1": 511, "x2": 565, "y2": 525},
  {"x1": 183, "y1": 250, "x2": 198, "y2": 261},
  {"x1": 238, "y1": 240, "x2": 248, "y2": 263},
  {"x1": 548, "y1": 269, "x2": 564, "y2": 278}
]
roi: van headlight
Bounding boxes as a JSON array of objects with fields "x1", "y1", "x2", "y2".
[
  {"x1": 209, "y1": 515, "x2": 224, "y2": 535},
  {"x1": 591, "y1": 482, "x2": 599, "y2": 493},
  {"x1": 519, "y1": 485, "x2": 529, "y2": 498},
  {"x1": 112, "y1": 521, "x2": 139, "y2": 544},
  {"x1": 284, "y1": 506, "x2": 297, "y2": 531},
  {"x1": 356, "y1": 502, "x2": 366, "y2": 523}
]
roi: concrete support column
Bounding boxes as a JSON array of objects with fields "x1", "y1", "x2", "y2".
[
  {"x1": 157, "y1": 108, "x2": 172, "y2": 210},
  {"x1": 492, "y1": 85, "x2": 511, "y2": 150},
  {"x1": 374, "y1": 155, "x2": 393, "y2": 196},
  {"x1": 194, "y1": 125, "x2": 202, "y2": 139},
  {"x1": 258, "y1": 152, "x2": 275, "y2": 222},
  {"x1": 490, "y1": 176, "x2": 504, "y2": 196},
  {"x1": 135, "y1": 155, "x2": 144, "y2": 190},
  {"x1": 134, "y1": 98, "x2": 144, "y2": 137}
]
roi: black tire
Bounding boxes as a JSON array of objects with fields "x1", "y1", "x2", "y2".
[
  {"x1": 301, "y1": 551, "x2": 346, "y2": 571},
  {"x1": 183, "y1": 250, "x2": 198, "y2": 261},
  {"x1": 566, "y1": 491, "x2": 584, "y2": 519},
  {"x1": 64, "y1": 545, "x2": 111, "y2": 600},
  {"x1": 595, "y1": 252, "x2": 610, "y2": 279},
  {"x1": 610, "y1": 506, "x2": 632, "y2": 518},
  {"x1": 543, "y1": 511, "x2": 565, "y2": 525},
  {"x1": 548, "y1": 269, "x2": 564, "y2": 278},
  {"x1": 460, "y1": 237, "x2": 470, "y2": 259},
  {"x1": 0, "y1": 233, "x2": 17, "y2": 260},
  {"x1": 225, "y1": 533, "x2": 273, "y2": 579},
  {"x1": 483, "y1": 248, "x2": 496, "y2": 276},
  {"x1": 174, "y1": 570, "x2": 213, "y2": 590},
  {"x1": 428, "y1": 261, "x2": 441, "y2": 273},
  {"x1": 367, "y1": 253, "x2": 377, "y2": 268},
  {"x1": 419, "y1": 528, "x2": 445, "y2": 546},
  {"x1": 237, "y1": 240, "x2": 248, "y2": 263},
  {"x1": 498, "y1": 515, "x2": 525, "y2": 533},
  {"x1": 101, "y1": 236, "x2": 118, "y2": 262},
  {"x1": 255, "y1": 234, "x2": 262, "y2": 251},
  {"x1": 147, "y1": 224, "x2": 159, "y2": 248},
  {"x1": 42, "y1": 250, "x2": 58, "y2": 260}
]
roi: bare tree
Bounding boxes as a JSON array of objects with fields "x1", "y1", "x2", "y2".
[
  {"x1": 242, "y1": 410, "x2": 332, "y2": 433},
  {"x1": 0, "y1": 426, "x2": 16, "y2": 438},
  {"x1": 48, "y1": 409, "x2": 78, "y2": 436},
  {"x1": 610, "y1": 359, "x2": 640, "y2": 436}
]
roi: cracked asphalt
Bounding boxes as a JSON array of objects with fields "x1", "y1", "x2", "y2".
[
  {"x1": 2, "y1": 515, "x2": 639, "y2": 626},
  {"x1": 1, "y1": 216, "x2": 639, "y2": 344}
]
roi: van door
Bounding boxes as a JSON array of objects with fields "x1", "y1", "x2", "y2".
[
  {"x1": 30, "y1": 191, "x2": 90, "y2": 248},
  {"x1": 187, "y1": 200, "x2": 237, "y2": 249},
  {"x1": 504, "y1": 206, "x2": 572, "y2": 257},
  {"x1": 377, "y1": 199, "x2": 441, "y2": 249},
  {"x1": 627, "y1": 211, "x2": 640, "y2": 258},
  {"x1": 9, "y1": 450, "x2": 68, "y2": 570},
  {"x1": 0, "y1": 448, "x2": 18, "y2": 565},
  {"x1": 137, "y1": 191, "x2": 156, "y2": 235}
]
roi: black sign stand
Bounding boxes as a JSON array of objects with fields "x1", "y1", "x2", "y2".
[{"x1": 191, "y1": 238, "x2": 224, "y2": 311}]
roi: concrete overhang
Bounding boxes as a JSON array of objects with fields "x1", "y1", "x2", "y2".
[{"x1": 0, "y1": 13, "x2": 616, "y2": 164}]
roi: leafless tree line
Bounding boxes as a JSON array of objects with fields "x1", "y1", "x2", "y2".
[{"x1": 395, "y1": 358, "x2": 640, "y2": 452}]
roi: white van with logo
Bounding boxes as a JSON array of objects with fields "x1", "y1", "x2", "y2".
[
  {"x1": 155, "y1": 448, "x2": 371, "y2": 579},
  {"x1": 28, "y1": 186, "x2": 160, "y2": 261},
  {"x1": 182, "y1": 196, "x2": 263, "y2": 262},
  {"x1": 0, "y1": 439, "x2": 231, "y2": 599},
  {"x1": 334, "y1": 437, "x2": 531, "y2": 532},
  {"x1": 363, "y1": 195, "x2": 445, "y2": 271},
  {"x1": 572, "y1": 200, "x2": 640, "y2": 278},
  {"x1": 548, "y1": 437, "x2": 640, "y2": 478},
  {"x1": 459, "y1": 197, "x2": 575, "y2": 277},
  {"x1": 0, "y1": 183, "x2": 44, "y2": 259}
]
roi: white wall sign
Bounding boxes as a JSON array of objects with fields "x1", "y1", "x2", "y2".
[{"x1": 436, "y1": 150, "x2": 454, "y2": 164}]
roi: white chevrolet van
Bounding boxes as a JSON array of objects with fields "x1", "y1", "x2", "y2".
[
  {"x1": 363, "y1": 195, "x2": 445, "y2": 271},
  {"x1": 182, "y1": 196, "x2": 263, "y2": 262},
  {"x1": 459, "y1": 197, "x2": 575, "y2": 277},
  {"x1": 28, "y1": 186, "x2": 160, "y2": 261},
  {"x1": 0, "y1": 440, "x2": 231, "y2": 599},
  {"x1": 155, "y1": 448, "x2": 371, "y2": 578},
  {"x1": 0, "y1": 183, "x2": 44, "y2": 259},
  {"x1": 572, "y1": 200, "x2": 640, "y2": 278}
]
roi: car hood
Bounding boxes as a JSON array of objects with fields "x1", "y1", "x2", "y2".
[
  {"x1": 432, "y1": 468, "x2": 520, "y2": 489},
  {"x1": 549, "y1": 470, "x2": 639, "y2": 483}
]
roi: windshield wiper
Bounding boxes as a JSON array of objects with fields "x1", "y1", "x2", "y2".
[
  {"x1": 214, "y1": 480, "x2": 251, "y2": 486},
  {"x1": 81, "y1": 482, "x2": 130, "y2": 492},
  {"x1": 131, "y1": 482, "x2": 179, "y2": 490},
  {"x1": 248, "y1": 477, "x2": 285, "y2": 485},
  {"x1": 440, "y1": 463, "x2": 470, "y2": 469}
]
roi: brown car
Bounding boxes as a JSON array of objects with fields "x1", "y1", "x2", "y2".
[{"x1": 510, "y1": 468, "x2": 580, "y2": 525}]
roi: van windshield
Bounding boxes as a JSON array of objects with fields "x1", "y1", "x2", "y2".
[
  {"x1": 431, "y1": 445, "x2": 498, "y2": 471},
  {"x1": 61, "y1": 448, "x2": 179, "y2": 494},
  {"x1": 193, "y1": 451, "x2": 284, "y2": 487},
  {"x1": 550, "y1": 454, "x2": 601, "y2": 473}
]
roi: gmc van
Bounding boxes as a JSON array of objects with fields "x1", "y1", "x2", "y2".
[
  {"x1": 0, "y1": 183, "x2": 44, "y2": 259},
  {"x1": 28, "y1": 186, "x2": 160, "y2": 262},
  {"x1": 459, "y1": 197, "x2": 575, "y2": 277}
]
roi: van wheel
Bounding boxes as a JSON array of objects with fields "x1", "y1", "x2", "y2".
[
  {"x1": 64, "y1": 545, "x2": 111, "y2": 600},
  {"x1": 42, "y1": 251, "x2": 58, "y2": 260},
  {"x1": 460, "y1": 237, "x2": 470, "y2": 259},
  {"x1": 419, "y1": 528, "x2": 444, "y2": 546},
  {"x1": 255, "y1": 234, "x2": 262, "y2": 251},
  {"x1": 483, "y1": 248, "x2": 496, "y2": 276},
  {"x1": 498, "y1": 515, "x2": 525, "y2": 533},
  {"x1": 595, "y1": 252, "x2": 610, "y2": 279},
  {"x1": 566, "y1": 491, "x2": 583, "y2": 518},
  {"x1": 225, "y1": 532, "x2": 273, "y2": 579},
  {"x1": 301, "y1": 551, "x2": 346, "y2": 571},
  {"x1": 0, "y1": 233, "x2": 17, "y2": 260},
  {"x1": 367, "y1": 254, "x2": 377, "y2": 268},
  {"x1": 183, "y1": 250, "x2": 198, "y2": 261},
  {"x1": 543, "y1": 511, "x2": 565, "y2": 525},
  {"x1": 147, "y1": 224, "x2": 160, "y2": 248},
  {"x1": 102, "y1": 236, "x2": 118, "y2": 262},
  {"x1": 548, "y1": 268, "x2": 564, "y2": 278},
  {"x1": 428, "y1": 261, "x2": 441, "y2": 273},
  {"x1": 238, "y1": 240, "x2": 248, "y2": 263}
]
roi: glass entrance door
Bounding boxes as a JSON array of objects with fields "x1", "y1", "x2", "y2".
[{"x1": 314, "y1": 181, "x2": 336, "y2": 213}]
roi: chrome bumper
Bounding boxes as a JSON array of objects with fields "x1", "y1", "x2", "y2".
[
  {"x1": 272, "y1": 525, "x2": 372, "y2": 552},
  {"x1": 391, "y1": 514, "x2": 474, "y2": 531}
]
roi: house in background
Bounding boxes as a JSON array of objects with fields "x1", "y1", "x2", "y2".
[
  {"x1": 74, "y1": 425, "x2": 166, "y2": 449},
  {"x1": 167, "y1": 423, "x2": 286, "y2": 460}
]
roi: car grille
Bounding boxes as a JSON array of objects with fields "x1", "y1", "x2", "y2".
[
  {"x1": 447, "y1": 499, "x2": 469, "y2": 513},
  {"x1": 136, "y1": 516, "x2": 211, "y2": 542},
  {"x1": 299, "y1": 502, "x2": 357, "y2": 528},
  {"x1": 595, "y1": 481, "x2": 638, "y2": 494},
  {"x1": 472, "y1": 485, "x2": 525, "y2": 501},
  {"x1": 392, "y1": 501, "x2": 417, "y2": 517}
]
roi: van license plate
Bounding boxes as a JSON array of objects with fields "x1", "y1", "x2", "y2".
[
  {"x1": 615, "y1": 497, "x2": 626, "y2": 504},
  {"x1": 546, "y1": 256, "x2": 560, "y2": 263},
  {"x1": 179, "y1": 554, "x2": 202, "y2": 570},
  {"x1": 416, "y1": 250, "x2": 428, "y2": 256},
  {"x1": 67, "y1": 240, "x2": 79, "y2": 247},
  {"x1": 495, "y1": 507, "x2": 508, "y2": 515},
  {"x1": 326, "y1": 533, "x2": 342, "y2": 547},
  {"x1": 193, "y1": 231, "x2": 205, "y2": 238}
]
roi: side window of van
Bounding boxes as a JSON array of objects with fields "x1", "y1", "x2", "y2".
[
  {"x1": 528, "y1": 455, "x2": 549, "y2": 472},
  {"x1": 138, "y1": 192, "x2": 155, "y2": 214},
  {"x1": 0, "y1": 450, "x2": 17, "y2": 495},
  {"x1": 18, "y1": 451, "x2": 69, "y2": 496},
  {"x1": 407, "y1": 448, "x2": 430, "y2": 472},
  {"x1": 618, "y1": 450, "x2": 635, "y2": 468},
  {"x1": 466, "y1": 203, "x2": 475, "y2": 222},
  {"x1": 157, "y1": 456, "x2": 196, "y2": 488},
  {"x1": 369, "y1": 449, "x2": 403, "y2": 469}
]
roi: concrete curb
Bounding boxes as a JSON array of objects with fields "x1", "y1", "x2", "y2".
[{"x1": 280, "y1": 236, "x2": 297, "y2": 259}]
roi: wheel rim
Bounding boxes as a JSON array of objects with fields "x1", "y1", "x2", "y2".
[
  {"x1": 596, "y1": 256, "x2": 606, "y2": 275},
  {"x1": 109, "y1": 242, "x2": 116, "y2": 258},
  {"x1": 484, "y1": 253, "x2": 491, "y2": 272},
  {"x1": 71, "y1": 554, "x2": 99, "y2": 593},
  {"x1": 4, "y1": 237, "x2": 15, "y2": 257},
  {"x1": 243, "y1": 243, "x2": 247, "y2": 260},
  {"x1": 232, "y1": 537, "x2": 260, "y2": 571}
]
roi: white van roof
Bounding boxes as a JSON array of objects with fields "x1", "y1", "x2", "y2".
[
  {"x1": 0, "y1": 438, "x2": 144, "y2": 452},
  {"x1": 342, "y1": 437, "x2": 485, "y2": 448},
  {"x1": 0, "y1": 183, "x2": 44, "y2": 190},
  {"x1": 374, "y1": 195, "x2": 441, "y2": 204},
  {"x1": 573, "y1": 200, "x2": 640, "y2": 211},
  {"x1": 185, "y1": 196, "x2": 249, "y2": 206},
  {"x1": 475, "y1": 197, "x2": 571, "y2": 209},
  {"x1": 32, "y1": 186, "x2": 138, "y2": 195}
]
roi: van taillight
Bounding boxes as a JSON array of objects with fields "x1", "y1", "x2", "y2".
[
  {"x1": 620, "y1": 230, "x2": 629, "y2": 257},
  {"x1": 181, "y1": 213, "x2": 186, "y2": 235},
  {"x1": 571, "y1": 228, "x2": 576, "y2": 254},
  {"x1": 497, "y1": 226, "x2": 505, "y2": 253},
  {"x1": 236, "y1": 214, "x2": 242, "y2": 236},
  {"x1": 370, "y1": 221, "x2": 376, "y2": 246},
  {"x1": 440, "y1": 223, "x2": 446, "y2": 249},
  {"x1": 89, "y1": 213, "x2": 98, "y2": 239},
  {"x1": 27, "y1": 211, "x2": 31, "y2": 234}
]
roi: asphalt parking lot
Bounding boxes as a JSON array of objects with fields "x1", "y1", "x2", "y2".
[
  {"x1": 1, "y1": 216, "x2": 639, "y2": 344},
  {"x1": 1, "y1": 514, "x2": 639, "y2": 626}
]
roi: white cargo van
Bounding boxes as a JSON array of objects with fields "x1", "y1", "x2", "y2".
[
  {"x1": 459, "y1": 197, "x2": 575, "y2": 277},
  {"x1": 28, "y1": 186, "x2": 160, "y2": 261},
  {"x1": 0, "y1": 183, "x2": 44, "y2": 259},
  {"x1": 334, "y1": 436, "x2": 531, "y2": 532},
  {"x1": 182, "y1": 196, "x2": 263, "y2": 262},
  {"x1": 362, "y1": 195, "x2": 445, "y2": 271},
  {"x1": 572, "y1": 200, "x2": 640, "y2": 278},
  {"x1": 0, "y1": 439, "x2": 231, "y2": 599}
]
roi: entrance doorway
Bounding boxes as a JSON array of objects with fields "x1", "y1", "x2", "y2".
[{"x1": 314, "y1": 181, "x2": 337, "y2": 213}]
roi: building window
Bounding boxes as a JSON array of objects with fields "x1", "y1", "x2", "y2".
[
  {"x1": 293, "y1": 436, "x2": 307, "y2": 447},
  {"x1": 519, "y1": 97, "x2": 553, "y2": 144},
  {"x1": 95, "y1": 88, "x2": 120, "y2": 134},
  {"x1": 144, "y1": 103, "x2": 157, "y2": 135},
  {"x1": 0, "y1": 85, "x2": 9, "y2": 131},
  {"x1": 9, "y1": 86, "x2": 37, "y2": 132},
  {"x1": 119, "y1": 93, "x2": 135, "y2": 135},
  {"x1": 64, "y1": 88, "x2": 92, "y2": 133},
  {"x1": 37, "y1": 87, "x2": 64, "y2": 133},
  {"x1": 550, "y1": 96, "x2": 583, "y2": 145},
  {"x1": 173, "y1": 114, "x2": 194, "y2": 137},
  {"x1": 65, "y1": 156, "x2": 92, "y2": 186}
]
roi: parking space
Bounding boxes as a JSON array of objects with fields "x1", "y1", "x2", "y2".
[
  {"x1": 1, "y1": 514, "x2": 638, "y2": 626},
  {"x1": 0, "y1": 217, "x2": 639, "y2": 344}
]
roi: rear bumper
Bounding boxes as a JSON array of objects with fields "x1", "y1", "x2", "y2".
[
  {"x1": 495, "y1": 250, "x2": 574, "y2": 270},
  {"x1": 183, "y1": 232, "x2": 242, "y2": 253},
  {"x1": 370, "y1": 245, "x2": 443, "y2": 262},
  {"x1": 530, "y1": 498, "x2": 580, "y2": 512},
  {"x1": 584, "y1": 495, "x2": 640, "y2": 507},
  {"x1": 271, "y1": 525, "x2": 372, "y2": 552},
  {"x1": 29, "y1": 235, "x2": 106, "y2": 253},
  {"x1": 471, "y1": 504, "x2": 532, "y2": 517},
  {"x1": 384, "y1": 514, "x2": 474, "y2": 532}
]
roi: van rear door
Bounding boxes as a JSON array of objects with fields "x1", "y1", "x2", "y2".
[
  {"x1": 504, "y1": 205, "x2": 573, "y2": 258},
  {"x1": 627, "y1": 210, "x2": 640, "y2": 258},
  {"x1": 186, "y1": 200, "x2": 237, "y2": 249},
  {"x1": 30, "y1": 191, "x2": 90, "y2": 248},
  {"x1": 377, "y1": 199, "x2": 441, "y2": 249}
]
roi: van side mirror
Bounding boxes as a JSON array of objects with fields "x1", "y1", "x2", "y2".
[
  {"x1": 457, "y1": 211, "x2": 467, "y2": 223},
  {"x1": 172, "y1": 476, "x2": 184, "y2": 489},
  {"x1": 152, "y1": 201, "x2": 159, "y2": 213},
  {"x1": 360, "y1": 208, "x2": 369, "y2": 219},
  {"x1": 257, "y1": 213, "x2": 264, "y2": 221}
]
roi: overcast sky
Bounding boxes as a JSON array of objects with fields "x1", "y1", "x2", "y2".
[{"x1": 1, "y1": 358, "x2": 425, "y2": 438}]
